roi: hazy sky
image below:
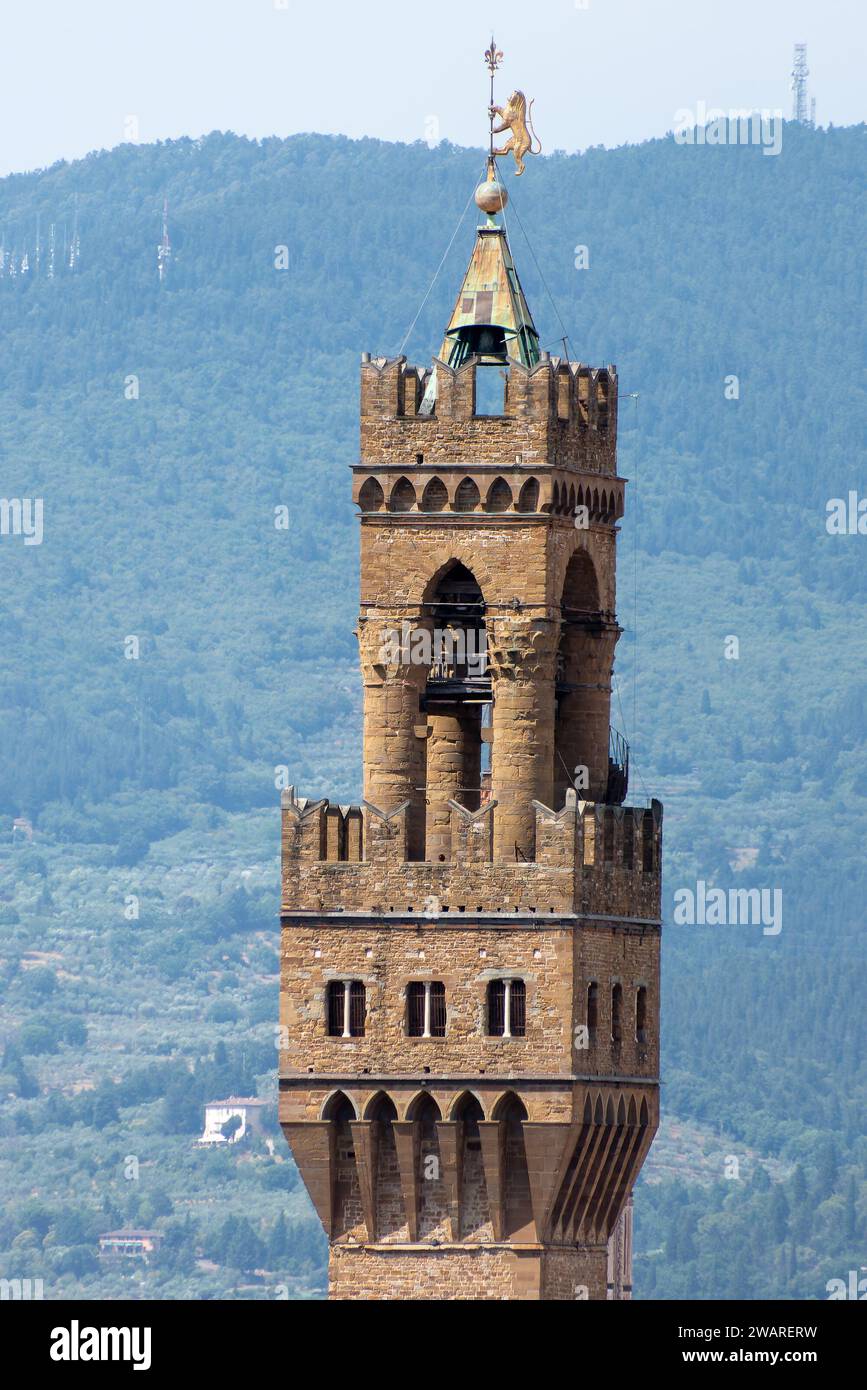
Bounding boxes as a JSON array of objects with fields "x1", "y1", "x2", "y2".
[{"x1": 0, "y1": 0, "x2": 863, "y2": 177}]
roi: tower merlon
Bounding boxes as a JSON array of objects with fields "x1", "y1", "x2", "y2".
[
  {"x1": 360, "y1": 355, "x2": 618, "y2": 474},
  {"x1": 281, "y1": 793, "x2": 662, "y2": 921}
]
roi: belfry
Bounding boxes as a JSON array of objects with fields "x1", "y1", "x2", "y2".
[{"x1": 279, "y1": 45, "x2": 662, "y2": 1301}]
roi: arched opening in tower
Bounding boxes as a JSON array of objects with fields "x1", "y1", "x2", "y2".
[
  {"x1": 422, "y1": 561, "x2": 488, "y2": 862},
  {"x1": 495, "y1": 1093, "x2": 534, "y2": 1242},
  {"x1": 410, "y1": 1094, "x2": 447, "y2": 1239},
  {"x1": 454, "y1": 1093, "x2": 491, "y2": 1240},
  {"x1": 323, "y1": 1092, "x2": 363, "y2": 1239},
  {"x1": 368, "y1": 1094, "x2": 403, "y2": 1241},
  {"x1": 554, "y1": 548, "x2": 608, "y2": 807}
]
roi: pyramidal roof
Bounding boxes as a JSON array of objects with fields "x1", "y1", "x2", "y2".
[{"x1": 439, "y1": 224, "x2": 541, "y2": 370}]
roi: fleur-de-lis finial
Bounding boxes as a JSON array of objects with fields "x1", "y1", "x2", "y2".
[
  {"x1": 485, "y1": 37, "x2": 503, "y2": 76},
  {"x1": 485, "y1": 38, "x2": 504, "y2": 162}
]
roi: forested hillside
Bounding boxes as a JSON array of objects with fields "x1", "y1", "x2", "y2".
[{"x1": 0, "y1": 124, "x2": 864, "y2": 1299}]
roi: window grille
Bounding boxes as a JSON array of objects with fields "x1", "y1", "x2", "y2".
[
  {"x1": 430, "y1": 981, "x2": 446, "y2": 1037},
  {"x1": 349, "y1": 980, "x2": 366, "y2": 1036},
  {"x1": 487, "y1": 979, "x2": 525, "y2": 1037},
  {"x1": 326, "y1": 981, "x2": 344, "y2": 1036},
  {"x1": 327, "y1": 980, "x2": 366, "y2": 1037},
  {"x1": 510, "y1": 979, "x2": 526, "y2": 1037},
  {"x1": 407, "y1": 982, "x2": 425, "y2": 1036},
  {"x1": 488, "y1": 979, "x2": 506, "y2": 1035}
]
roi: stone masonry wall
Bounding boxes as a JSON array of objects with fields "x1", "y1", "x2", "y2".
[
  {"x1": 328, "y1": 1243, "x2": 609, "y2": 1301},
  {"x1": 279, "y1": 919, "x2": 659, "y2": 1084}
]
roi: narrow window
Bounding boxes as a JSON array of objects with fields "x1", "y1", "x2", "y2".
[
  {"x1": 430, "y1": 981, "x2": 446, "y2": 1038},
  {"x1": 408, "y1": 981, "x2": 446, "y2": 1037},
  {"x1": 587, "y1": 981, "x2": 598, "y2": 1039},
  {"x1": 510, "y1": 979, "x2": 526, "y2": 1037},
  {"x1": 407, "y1": 982, "x2": 425, "y2": 1037},
  {"x1": 487, "y1": 979, "x2": 524, "y2": 1038},
  {"x1": 349, "y1": 981, "x2": 366, "y2": 1037},
  {"x1": 328, "y1": 980, "x2": 365, "y2": 1037},
  {"x1": 488, "y1": 979, "x2": 506, "y2": 1036},
  {"x1": 612, "y1": 983, "x2": 623, "y2": 1044},
  {"x1": 636, "y1": 986, "x2": 648, "y2": 1045},
  {"x1": 326, "y1": 981, "x2": 344, "y2": 1037}
]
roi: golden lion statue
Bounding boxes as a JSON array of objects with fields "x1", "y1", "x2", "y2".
[{"x1": 490, "y1": 90, "x2": 542, "y2": 175}]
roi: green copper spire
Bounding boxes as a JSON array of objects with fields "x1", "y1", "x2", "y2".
[{"x1": 439, "y1": 222, "x2": 541, "y2": 370}]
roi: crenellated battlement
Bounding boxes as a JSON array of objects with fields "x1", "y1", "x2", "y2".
[
  {"x1": 281, "y1": 789, "x2": 662, "y2": 921},
  {"x1": 359, "y1": 355, "x2": 618, "y2": 476}
]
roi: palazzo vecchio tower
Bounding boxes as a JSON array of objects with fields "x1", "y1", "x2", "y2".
[{"x1": 278, "y1": 54, "x2": 662, "y2": 1301}]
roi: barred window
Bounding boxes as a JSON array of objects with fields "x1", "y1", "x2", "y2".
[
  {"x1": 430, "y1": 981, "x2": 446, "y2": 1037},
  {"x1": 327, "y1": 981, "x2": 342, "y2": 1036},
  {"x1": 510, "y1": 979, "x2": 526, "y2": 1036},
  {"x1": 488, "y1": 979, "x2": 506, "y2": 1036},
  {"x1": 326, "y1": 980, "x2": 366, "y2": 1037},
  {"x1": 407, "y1": 982, "x2": 425, "y2": 1036},
  {"x1": 349, "y1": 981, "x2": 366, "y2": 1036},
  {"x1": 408, "y1": 981, "x2": 446, "y2": 1037},
  {"x1": 487, "y1": 979, "x2": 525, "y2": 1038}
]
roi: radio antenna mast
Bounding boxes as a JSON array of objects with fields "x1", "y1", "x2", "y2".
[{"x1": 157, "y1": 196, "x2": 172, "y2": 282}]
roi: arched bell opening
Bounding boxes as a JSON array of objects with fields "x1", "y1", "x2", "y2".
[
  {"x1": 554, "y1": 548, "x2": 610, "y2": 806},
  {"x1": 421, "y1": 561, "x2": 488, "y2": 862}
]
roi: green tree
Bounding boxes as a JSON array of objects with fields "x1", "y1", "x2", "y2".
[{"x1": 226, "y1": 1218, "x2": 264, "y2": 1274}]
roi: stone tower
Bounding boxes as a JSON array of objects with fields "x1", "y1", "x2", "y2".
[{"x1": 279, "y1": 185, "x2": 662, "y2": 1301}]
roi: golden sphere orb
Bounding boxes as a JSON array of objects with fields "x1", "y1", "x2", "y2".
[{"x1": 475, "y1": 178, "x2": 509, "y2": 215}]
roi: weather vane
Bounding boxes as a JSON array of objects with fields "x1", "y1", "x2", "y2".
[{"x1": 484, "y1": 35, "x2": 542, "y2": 178}]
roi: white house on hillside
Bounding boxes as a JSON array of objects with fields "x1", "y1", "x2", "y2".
[{"x1": 197, "y1": 1096, "x2": 268, "y2": 1146}]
